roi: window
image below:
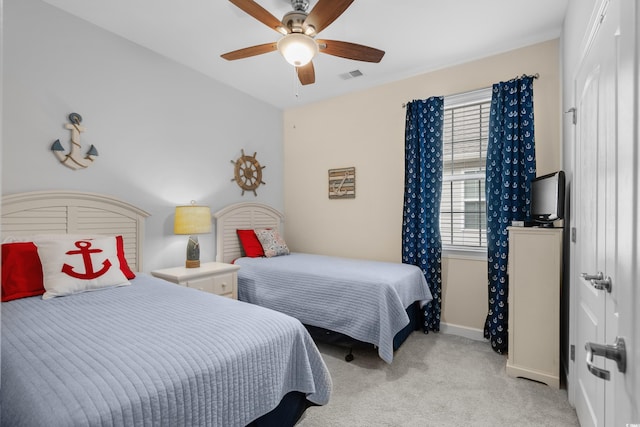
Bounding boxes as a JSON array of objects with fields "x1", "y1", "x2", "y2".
[{"x1": 440, "y1": 88, "x2": 492, "y2": 250}]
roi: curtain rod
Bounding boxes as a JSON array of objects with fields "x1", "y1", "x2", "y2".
[
  {"x1": 402, "y1": 73, "x2": 540, "y2": 108},
  {"x1": 520, "y1": 72, "x2": 540, "y2": 79}
]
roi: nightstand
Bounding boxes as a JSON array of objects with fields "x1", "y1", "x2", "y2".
[{"x1": 151, "y1": 262, "x2": 240, "y2": 299}]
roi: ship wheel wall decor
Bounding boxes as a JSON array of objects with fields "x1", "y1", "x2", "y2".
[{"x1": 231, "y1": 149, "x2": 266, "y2": 196}]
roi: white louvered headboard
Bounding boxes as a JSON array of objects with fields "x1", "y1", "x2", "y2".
[
  {"x1": 1, "y1": 191, "x2": 150, "y2": 272},
  {"x1": 213, "y1": 202, "x2": 284, "y2": 263}
]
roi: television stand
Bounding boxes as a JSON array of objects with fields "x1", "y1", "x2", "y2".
[{"x1": 506, "y1": 226, "x2": 563, "y2": 388}]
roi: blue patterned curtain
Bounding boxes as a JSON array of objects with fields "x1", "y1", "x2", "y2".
[
  {"x1": 484, "y1": 76, "x2": 536, "y2": 353},
  {"x1": 402, "y1": 97, "x2": 444, "y2": 332}
]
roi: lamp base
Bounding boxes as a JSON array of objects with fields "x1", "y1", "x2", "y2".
[
  {"x1": 185, "y1": 235, "x2": 201, "y2": 268},
  {"x1": 185, "y1": 259, "x2": 200, "y2": 269}
]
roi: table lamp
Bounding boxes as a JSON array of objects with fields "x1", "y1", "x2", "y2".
[{"x1": 174, "y1": 202, "x2": 212, "y2": 268}]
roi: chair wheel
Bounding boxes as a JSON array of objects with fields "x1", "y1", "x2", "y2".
[{"x1": 345, "y1": 353, "x2": 354, "y2": 362}]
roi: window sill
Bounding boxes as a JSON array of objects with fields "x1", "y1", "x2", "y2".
[{"x1": 442, "y1": 247, "x2": 487, "y2": 261}]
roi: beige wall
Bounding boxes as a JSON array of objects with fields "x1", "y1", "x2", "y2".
[
  {"x1": 283, "y1": 39, "x2": 561, "y2": 334},
  {"x1": 441, "y1": 256, "x2": 489, "y2": 334}
]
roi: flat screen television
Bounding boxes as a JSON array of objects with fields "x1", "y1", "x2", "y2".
[{"x1": 530, "y1": 170, "x2": 565, "y2": 227}]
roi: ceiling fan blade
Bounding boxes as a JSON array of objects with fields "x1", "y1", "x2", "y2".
[
  {"x1": 296, "y1": 62, "x2": 316, "y2": 85},
  {"x1": 317, "y1": 39, "x2": 385, "y2": 63},
  {"x1": 228, "y1": 0, "x2": 286, "y2": 34},
  {"x1": 304, "y1": 0, "x2": 354, "y2": 35},
  {"x1": 221, "y1": 42, "x2": 278, "y2": 60}
]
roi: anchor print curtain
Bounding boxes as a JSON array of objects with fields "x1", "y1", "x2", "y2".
[
  {"x1": 402, "y1": 97, "x2": 444, "y2": 332},
  {"x1": 484, "y1": 76, "x2": 536, "y2": 353}
]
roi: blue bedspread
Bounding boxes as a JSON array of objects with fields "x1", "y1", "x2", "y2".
[
  {"x1": 0, "y1": 274, "x2": 331, "y2": 427},
  {"x1": 235, "y1": 253, "x2": 433, "y2": 363}
]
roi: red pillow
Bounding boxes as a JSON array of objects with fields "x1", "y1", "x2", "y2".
[
  {"x1": 1, "y1": 242, "x2": 45, "y2": 302},
  {"x1": 236, "y1": 229, "x2": 265, "y2": 257},
  {"x1": 115, "y1": 235, "x2": 136, "y2": 279}
]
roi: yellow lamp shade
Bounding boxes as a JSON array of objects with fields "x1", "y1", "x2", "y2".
[{"x1": 174, "y1": 205, "x2": 211, "y2": 235}]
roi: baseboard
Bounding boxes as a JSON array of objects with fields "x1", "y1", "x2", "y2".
[{"x1": 440, "y1": 322, "x2": 486, "y2": 341}]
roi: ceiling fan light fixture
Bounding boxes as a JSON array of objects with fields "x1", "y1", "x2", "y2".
[
  {"x1": 277, "y1": 33, "x2": 318, "y2": 67},
  {"x1": 303, "y1": 25, "x2": 316, "y2": 36}
]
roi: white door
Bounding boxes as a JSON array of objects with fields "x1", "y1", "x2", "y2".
[
  {"x1": 574, "y1": 10, "x2": 608, "y2": 422},
  {"x1": 612, "y1": 0, "x2": 639, "y2": 423},
  {"x1": 573, "y1": 0, "x2": 637, "y2": 425}
]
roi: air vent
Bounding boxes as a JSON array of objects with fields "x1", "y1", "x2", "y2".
[{"x1": 339, "y1": 69, "x2": 364, "y2": 80}]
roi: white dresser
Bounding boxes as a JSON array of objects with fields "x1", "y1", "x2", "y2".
[{"x1": 506, "y1": 226, "x2": 563, "y2": 388}]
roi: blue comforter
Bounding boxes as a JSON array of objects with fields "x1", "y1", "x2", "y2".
[
  {"x1": 235, "y1": 253, "x2": 433, "y2": 363},
  {"x1": 0, "y1": 274, "x2": 331, "y2": 426}
]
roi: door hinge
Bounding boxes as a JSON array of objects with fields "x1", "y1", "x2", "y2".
[
  {"x1": 571, "y1": 227, "x2": 577, "y2": 243},
  {"x1": 565, "y1": 107, "x2": 577, "y2": 125},
  {"x1": 571, "y1": 344, "x2": 575, "y2": 361},
  {"x1": 600, "y1": 0, "x2": 610, "y2": 24}
]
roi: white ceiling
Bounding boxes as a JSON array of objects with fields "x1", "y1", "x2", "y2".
[{"x1": 41, "y1": 0, "x2": 568, "y2": 110}]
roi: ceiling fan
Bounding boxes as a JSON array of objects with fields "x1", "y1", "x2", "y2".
[{"x1": 221, "y1": 0, "x2": 385, "y2": 85}]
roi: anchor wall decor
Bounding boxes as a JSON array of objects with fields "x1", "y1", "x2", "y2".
[
  {"x1": 51, "y1": 113, "x2": 98, "y2": 170},
  {"x1": 328, "y1": 167, "x2": 356, "y2": 199}
]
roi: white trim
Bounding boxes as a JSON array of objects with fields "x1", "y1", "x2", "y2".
[
  {"x1": 440, "y1": 322, "x2": 486, "y2": 341},
  {"x1": 444, "y1": 87, "x2": 492, "y2": 109},
  {"x1": 580, "y1": 0, "x2": 610, "y2": 65},
  {"x1": 442, "y1": 248, "x2": 487, "y2": 261}
]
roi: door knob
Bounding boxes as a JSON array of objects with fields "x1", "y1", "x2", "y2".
[
  {"x1": 580, "y1": 271, "x2": 603, "y2": 281},
  {"x1": 585, "y1": 337, "x2": 627, "y2": 381},
  {"x1": 580, "y1": 272, "x2": 612, "y2": 292},
  {"x1": 591, "y1": 276, "x2": 612, "y2": 292}
]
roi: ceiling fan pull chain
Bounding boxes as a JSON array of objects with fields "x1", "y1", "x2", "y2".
[{"x1": 294, "y1": 66, "x2": 300, "y2": 99}]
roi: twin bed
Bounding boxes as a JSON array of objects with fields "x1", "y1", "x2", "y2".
[
  {"x1": 1, "y1": 191, "x2": 331, "y2": 427},
  {"x1": 213, "y1": 202, "x2": 433, "y2": 364}
]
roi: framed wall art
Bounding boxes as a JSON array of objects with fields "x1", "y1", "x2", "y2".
[{"x1": 328, "y1": 167, "x2": 355, "y2": 199}]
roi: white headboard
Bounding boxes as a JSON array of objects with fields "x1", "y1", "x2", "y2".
[
  {"x1": 213, "y1": 202, "x2": 284, "y2": 263},
  {"x1": 1, "y1": 191, "x2": 150, "y2": 272}
]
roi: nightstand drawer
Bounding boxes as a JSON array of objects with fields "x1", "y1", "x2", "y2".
[
  {"x1": 211, "y1": 272, "x2": 235, "y2": 297},
  {"x1": 185, "y1": 276, "x2": 217, "y2": 293},
  {"x1": 186, "y1": 274, "x2": 234, "y2": 297}
]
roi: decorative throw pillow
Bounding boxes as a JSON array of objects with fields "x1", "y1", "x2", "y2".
[
  {"x1": 35, "y1": 236, "x2": 130, "y2": 299},
  {"x1": 254, "y1": 228, "x2": 290, "y2": 258},
  {"x1": 5, "y1": 234, "x2": 136, "y2": 279},
  {"x1": 1, "y1": 242, "x2": 45, "y2": 302},
  {"x1": 236, "y1": 229, "x2": 265, "y2": 257}
]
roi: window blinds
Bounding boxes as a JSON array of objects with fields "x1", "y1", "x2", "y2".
[{"x1": 440, "y1": 100, "x2": 490, "y2": 248}]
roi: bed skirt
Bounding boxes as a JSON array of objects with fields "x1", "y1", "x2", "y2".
[
  {"x1": 248, "y1": 391, "x2": 314, "y2": 427},
  {"x1": 304, "y1": 301, "x2": 421, "y2": 357}
]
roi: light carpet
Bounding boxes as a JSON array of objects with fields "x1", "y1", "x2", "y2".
[{"x1": 298, "y1": 332, "x2": 579, "y2": 427}]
